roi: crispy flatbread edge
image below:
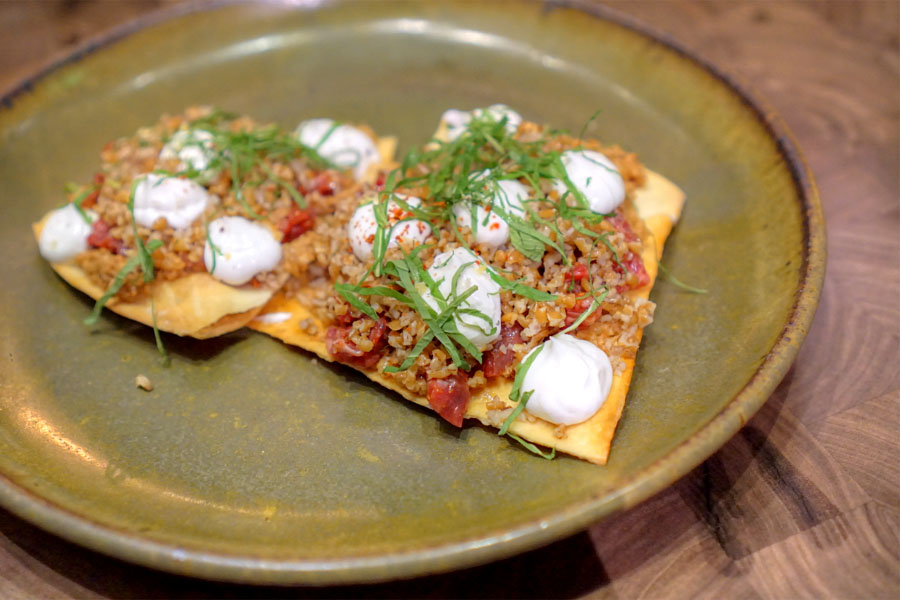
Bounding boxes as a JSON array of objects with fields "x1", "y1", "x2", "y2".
[
  {"x1": 250, "y1": 168, "x2": 685, "y2": 464},
  {"x1": 33, "y1": 218, "x2": 280, "y2": 339}
]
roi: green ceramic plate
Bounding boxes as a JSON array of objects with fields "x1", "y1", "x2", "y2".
[{"x1": 0, "y1": 0, "x2": 824, "y2": 585}]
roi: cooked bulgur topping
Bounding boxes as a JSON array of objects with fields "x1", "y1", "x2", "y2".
[
  {"x1": 60, "y1": 106, "x2": 367, "y2": 308},
  {"x1": 279, "y1": 112, "x2": 656, "y2": 423}
]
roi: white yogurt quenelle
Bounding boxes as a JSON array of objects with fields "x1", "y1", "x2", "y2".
[
  {"x1": 295, "y1": 118, "x2": 380, "y2": 179},
  {"x1": 554, "y1": 150, "x2": 625, "y2": 214},
  {"x1": 520, "y1": 333, "x2": 614, "y2": 426},
  {"x1": 38, "y1": 204, "x2": 97, "y2": 262},
  {"x1": 440, "y1": 105, "x2": 522, "y2": 141},
  {"x1": 203, "y1": 216, "x2": 282, "y2": 286},
  {"x1": 348, "y1": 195, "x2": 431, "y2": 261},
  {"x1": 133, "y1": 174, "x2": 212, "y2": 230},
  {"x1": 159, "y1": 129, "x2": 218, "y2": 181},
  {"x1": 423, "y1": 248, "x2": 501, "y2": 350},
  {"x1": 453, "y1": 171, "x2": 529, "y2": 247}
]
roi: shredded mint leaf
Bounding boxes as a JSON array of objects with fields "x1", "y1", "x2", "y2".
[
  {"x1": 71, "y1": 184, "x2": 98, "y2": 224},
  {"x1": 559, "y1": 288, "x2": 609, "y2": 335},
  {"x1": 499, "y1": 390, "x2": 532, "y2": 437},
  {"x1": 150, "y1": 296, "x2": 170, "y2": 366},
  {"x1": 508, "y1": 220, "x2": 546, "y2": 262},
  {"x1": 498, "y1": 342, "x2": 545, "y2": 435},
  {"x1": 205, "y1": 222, "x2": 222, "y2": 275},
  {"x1": 658, "y1": 262, "x2": 708, "y2": 294},
  {"x1": 84, "y1": 239, "x2": 163, "y2": 326},
  {"x1": 508, "y1": 433, "x2": 556, "y2": 459}
]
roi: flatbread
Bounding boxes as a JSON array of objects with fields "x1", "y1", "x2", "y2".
[
  {"x1": 251, "y1": 167, "x2": 684, "y2": 464},
  {"x1": 34, "y1": 116, "x2": 397, "y2": 340},
  {"x1": 33, "y1": 218, "x2": 281, "y2": 339}
]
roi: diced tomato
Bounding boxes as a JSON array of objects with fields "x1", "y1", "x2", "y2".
[
  {"x1": 81, "y1": 173, "x2": 105, "y2": 209},
  {"x1": 375, "y1": 172, "x2": 386, "y2": 190},
  {"x1": 614, "y1": 252, "x2": 650, "y2": 293},
  {"x1": 300, "y1": 173, "x2": 336, "y2": 196},
  {"x1": 87, "y1": 219, "x2": 123, "y2": 254},
  {"x1": 278, "y1": 207, "x2": 315, "y2": 243},
  {"x1": 334, "y1": 310, "x2": 356, "y2": 326},
  {"x1": 606, "y1": 214, "x2": 638, "y2": 242},
  {"x1": 426, "y1": 371, "x2": 470, "y2": 427},
  {"x1": 325, "y1": 317, "x2": 388, "y2": 369},
  {"x1": 482, "y1": 322, "x2": 524, "y2": 378},
  {"x1": 605, "y1": 214, "x2": 650, "y2": 292},
  {"x1": 564, "y1": 263, "x2": 589, "y2": 287},
  {"x1": 563, "y1": 297, "x2": 602, "y2": 330}
]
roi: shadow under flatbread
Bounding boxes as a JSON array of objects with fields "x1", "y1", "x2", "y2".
[{"x1": 58, "y1": 275, "x2": 250, "y2": 362}]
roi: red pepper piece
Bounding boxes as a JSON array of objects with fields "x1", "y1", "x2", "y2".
[
  {"x1": 482, "y1": 322, "x2": 524, "y2": 378},
  {"x1": 81, "y1": 173, "x2": 105, "y2": 209},
  {"x1": 426, "y1": 371, "x2": 470, "y2": 427},
  {"x1": 87, "y1": 219, "x2": 123, "y2": 254},
  {"x1": 325, "y1": 317, "x2": 388, "y2": 369},
  {"x1": 299, "y1": 173, "x2": 336, "y2": 197},
  {"x1": 614, "y1": 252, "x2": 650, "y2": 293},
  {"x1": 606, "y1": 214, "x2": 639, "y2": 242},
  {"x1": 563, "y1": 263, "x2": 589, "y2": 287},
  {"x1": 563, "y1": 297, "x2": 602, "y2": 330},
  {"x1": 279, "y1": 207, "x2": 316, "y2": 243}
]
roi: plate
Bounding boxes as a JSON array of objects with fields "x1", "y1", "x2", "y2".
[{"x1": 0, "y1": 0, "x2": 824, "y2": 585}]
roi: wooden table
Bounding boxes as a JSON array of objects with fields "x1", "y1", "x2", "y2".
[{"x1": 1, "y1": 1, "x2": 897, "y2": 597}]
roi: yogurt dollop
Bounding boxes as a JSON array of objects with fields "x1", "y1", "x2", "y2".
[
  {"x1": 423, "y1": 248, "x2": 501, "y2": 350},
  {"x1": 520, "y1": 333, "x2": 613, "y2": 425},
  {"x1": 453, "y1": 172, "x2": 529, "y2": 247},
  {"x1": 295, "y1": 118, "x2": 380, "y2": 178},
  {"x1": 203, "y1": 216, "x2": 282, "y2": 286},
  {"x1": 159, "y1": 129, "x2": 217, "y2": 179},
  {"x1": 38, "y1": 204, "x2": 97, "y2": 262},
  {"x1": 348, "y1": 195, "x2": 431, "y2": 261},
  {"x1": 440, "y1": 105, "x2": 522, "y2": 141},
  {"x1": 133, "y1": 174, "x2": 211, "y2": 230},
  {"x1": 554, "y1": 150, "x2": 625, "y2": 214}
]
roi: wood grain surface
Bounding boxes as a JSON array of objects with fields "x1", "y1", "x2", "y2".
[{"x1": 1, "y1": 1, "x2": 898, "y2": 598}]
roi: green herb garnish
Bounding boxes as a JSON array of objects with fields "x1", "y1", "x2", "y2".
[
  {"x1": 558, "y1": 287, "x2": 608, "y2": 335},
  {"x1": 205, "y1": 222, "x2": 222, "y2": 276},
  {"x1": 508, "y1": 433, "x2": 557, "y2": 459},
  {"x1": 497, "y1": 342, "x2": 556, "y2": 459},
  {"x1": 83, "y1": 239, "x2": 163, "y2": 326},
  {"x1": 127, "y1": 178, "x2": 157, "y2": 283},
  {"x1": 165, "y1": 112, "x2": 337, "y2": 221},
  {"x1": 150, "y1": 297, "x2": 170, "y2": 366},
  {"x1": 70, "y1": 184, "x2": 99, "y2": 225},
  {"x1": 658, "y1": 262, "x2": 708, "y2": 294}
]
